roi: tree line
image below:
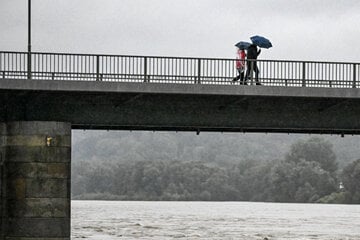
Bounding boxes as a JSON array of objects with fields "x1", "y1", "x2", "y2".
[{"x1": 72, "y1": 137, "x2": 360, "y2": 204}]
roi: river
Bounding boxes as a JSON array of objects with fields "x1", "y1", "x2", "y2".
[{"x1": 71, "y1": 201, "x2": 360, "y2": 240}]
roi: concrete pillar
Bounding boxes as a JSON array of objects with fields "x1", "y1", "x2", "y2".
[{"x1": 3, "y1": 121, "x2": 71, "y2": 240}]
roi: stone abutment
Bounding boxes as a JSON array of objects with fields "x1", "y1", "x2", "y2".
[{"x1": 0, "y1": 121, "x2": 71, "y2": 240}]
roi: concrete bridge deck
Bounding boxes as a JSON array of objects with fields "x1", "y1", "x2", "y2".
[{"x1": 1, "y1": 77, "x2": 360, "y2": 135}]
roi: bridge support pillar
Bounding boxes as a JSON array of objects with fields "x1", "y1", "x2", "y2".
[{"x1": 1, "y1": 121, "x2": 71, "y2": 240}]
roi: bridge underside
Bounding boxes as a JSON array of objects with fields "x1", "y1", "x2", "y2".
[
  {"x1": 1, "y1": 79, "x2": 360, "y2": 135},
  {"x1": 1, "y1": 78, "x2": 360, "y2": 238}
]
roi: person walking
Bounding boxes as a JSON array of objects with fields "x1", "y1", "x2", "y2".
[
  {"x1": 232, "y1": 48, "x2": 246, "y2": 84},
  {"x1": 245, "y1": 44, "x2": 261, "y2": 85}
]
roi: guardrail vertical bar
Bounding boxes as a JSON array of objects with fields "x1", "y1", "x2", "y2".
[
  {"x1": 96, "y1": 55, "x2": 100, "y2": 81},
  {"x1": 197, "y1": 58, "x2": 201, "y2": 84},
  {"x1": 0, "y1": 53, "x2": 2, "y2": 78},
  {"x1": 143, "y1": 56, "x2": 148, "y2": 82},
  {"x1": 302, "y1": 61, "x2": 306, "y2": 87},
  {"x1": 353, "y1": 64, "x2": 357, "y2": 88},
  {"x1": 27, "y1": 52, "x2": 31, "y2": 80}
]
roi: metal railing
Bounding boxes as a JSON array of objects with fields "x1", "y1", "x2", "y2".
[{"x1": 0, "y1": 51, "x2": 359, "y2": 88}]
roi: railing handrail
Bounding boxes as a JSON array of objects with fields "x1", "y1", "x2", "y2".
[{"x1": 1, "y1": 50, "x2": 359, "y2": 65}]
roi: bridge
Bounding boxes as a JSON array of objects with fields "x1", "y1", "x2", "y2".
[
  {"x1": 0, "y1": 51, "x2": 360, "y2": 240},
  {"x1": 1, "y1": 51, "x2": 360, "y2": 134}
]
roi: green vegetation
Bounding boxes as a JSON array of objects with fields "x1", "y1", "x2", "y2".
[
  {"x1": 341, "y1": 159, "x2": 360, "y2": 203},
  {"x1": 72, "y1": 132, "x2": 360, "y2": 204}
]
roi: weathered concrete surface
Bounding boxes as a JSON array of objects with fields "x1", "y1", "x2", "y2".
[
  {"x1": 2, "y1": 121, "x2": 71, "y2": 240},
  {"x1": 2, "y1": 78, "x2": 360, "y2": 98},
  {"x1": 1, "y1": 78, "x2": 360, "y2": 134}
]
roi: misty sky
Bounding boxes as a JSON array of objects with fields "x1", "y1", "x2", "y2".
[{"x1": 1, "y1": 0, "x2": 359, "y2": 62}]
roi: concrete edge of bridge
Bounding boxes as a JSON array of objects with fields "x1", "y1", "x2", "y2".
[{"x1": 1, "y1": 78, "x2": 360, "y2": 99}]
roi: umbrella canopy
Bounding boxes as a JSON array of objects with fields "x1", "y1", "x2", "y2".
[
  {"x1": 250, "y1": 35, "x2": 272, "y2": 49},
  {"x1": 235, "y1": 41, "x2": 251, "y2": 50}
]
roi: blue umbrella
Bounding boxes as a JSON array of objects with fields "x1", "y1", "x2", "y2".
[
  {"x1": 235, "y1": 41, "x2": 251, "y2": 50},
  {"x1": 250, "y1": 35, "x2": 272, "y2": 49}
]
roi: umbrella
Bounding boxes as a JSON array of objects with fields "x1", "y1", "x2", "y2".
[
  {"x1": 235, "y1": 41, "x2": 251, "y2": 50},
  {"x1": 250, "y1": 35, "x2": 272, "y2": 49}
]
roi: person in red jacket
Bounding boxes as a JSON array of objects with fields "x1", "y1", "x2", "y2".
[{"x1": 232, "y1": 48, "x2": 246, "y2": 84}]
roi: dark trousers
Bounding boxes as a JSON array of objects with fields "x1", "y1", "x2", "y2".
[
  {"x1": 233, "y1": 68, "x2": 245, "y2": 83},
  {"x1": 245, "y1": 61, "x2": 260, "y2": 85}
]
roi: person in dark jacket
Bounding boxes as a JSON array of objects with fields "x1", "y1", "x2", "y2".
[{"x1": 245, "y1": 44, "x2": 261, "y2": 85}]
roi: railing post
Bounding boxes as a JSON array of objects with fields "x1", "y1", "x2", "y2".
[
  {"x1": 27, "y1": 0, "x2": 32, "y2": 80},
  {"x1": 353, "y1": 63, "x2": 357, "y2": 88},
  {"x1": 27, "y1": 52, "x2": 32, "y2": 80},
  {"x1": 143, "y1": 56, "x2": 148, "y2": 82},
  {"x1": 96, "y1": 55, "x2": 100, "y2": 81},
  {"x1": 302, "y1": 62, "x2": 306, "y2": 87},
  {"x1": 197, "y1": 58, "x2": 201, "y2": 84},
  {"x1": 0, "y1": 53, "x2": 2, "y2": 79}
]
